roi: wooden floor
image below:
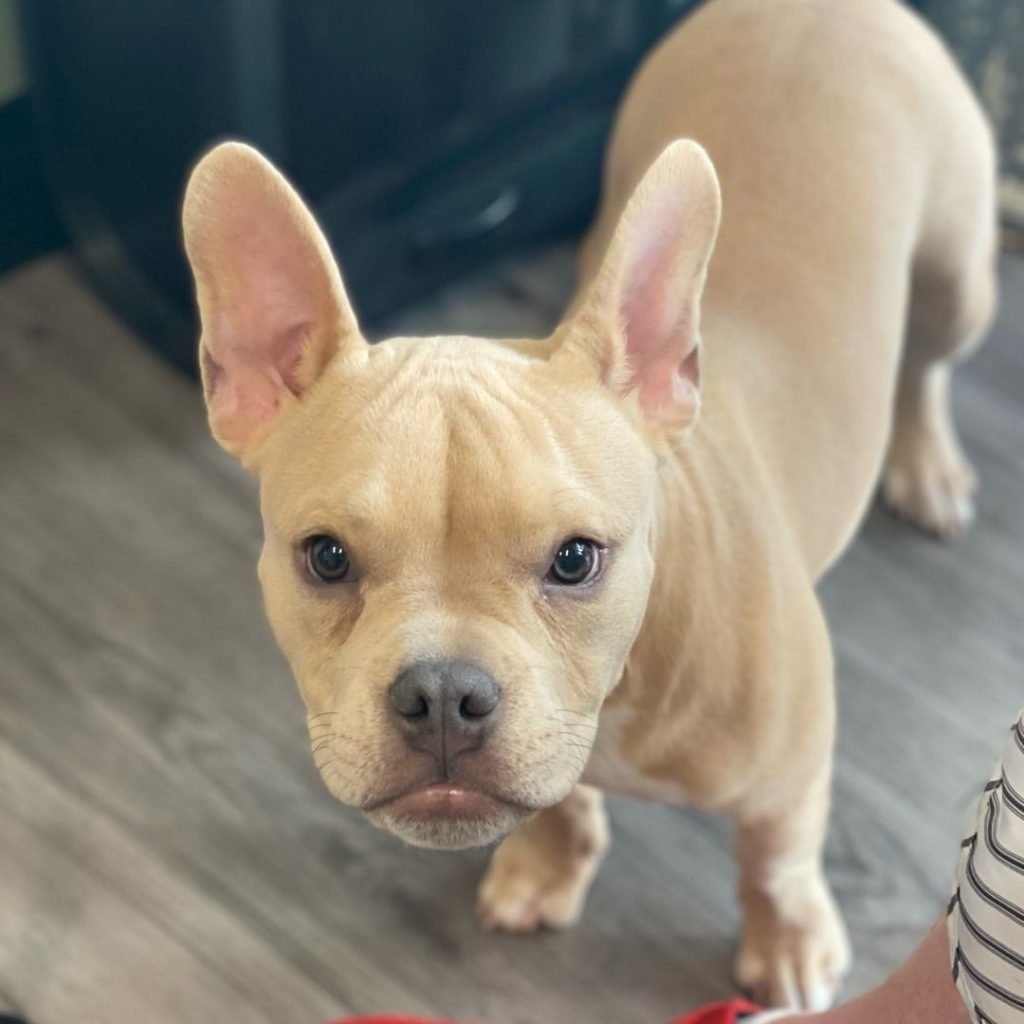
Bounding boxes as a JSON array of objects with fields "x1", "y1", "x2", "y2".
[{"x1": 1, "y1": 248, "x2": 1023, "y2": 1024}]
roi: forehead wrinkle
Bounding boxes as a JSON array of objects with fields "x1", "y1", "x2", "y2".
[
  {"x1": 448, "y1": 362, "x2": 572, "y2": 483},
  {"x1": 440, "y1": 371, "x2": 606, "y2": 562},
  {"x1": 353, "y1": 351, "x2": 438, "y2": 429},
  {"x1": 352, "y1": 337, "x2": 530, "y2": 441},
  {"x1": 372, "y1": 334, "x2": 531, "y2": 390},
  {"x1": 459, "y1": 362, "x2": 575, "y2": 470},
  {"x1": 444, "y1": 357, "x2": 649, "y2": 545},
  {"x1": 294, "y1": 348, "x2": 509, "y2": 556},
  {"x1": 280, "y1": 391, "x2": 451, "y2": 554}
]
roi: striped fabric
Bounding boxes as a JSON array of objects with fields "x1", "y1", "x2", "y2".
[{"x1": 949, "y1": 710, "x2": 1024, "y2": 1024}]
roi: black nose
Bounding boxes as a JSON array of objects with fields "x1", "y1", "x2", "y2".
[{"x1": 389, "y1": 660, "x2": 501, "y2": 771}]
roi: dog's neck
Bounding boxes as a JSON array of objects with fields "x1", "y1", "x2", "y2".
[{"x1": 597, "y1": 386, "x2": 794, "y2": 801}]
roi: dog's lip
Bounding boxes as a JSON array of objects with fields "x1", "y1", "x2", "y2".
[{"x1": 366, "y1": 781, "x2": 520, "y2": 820}]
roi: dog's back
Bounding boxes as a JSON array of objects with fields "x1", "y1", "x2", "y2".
[{"x1": 582, "y1": 0, "x2": 997, "y2": 570}]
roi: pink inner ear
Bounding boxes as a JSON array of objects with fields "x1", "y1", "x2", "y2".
[
  {"x1": 202, "y1": 317, "x2": 314, "y2": 449},
  {"x1": 203, "y1": 315, "x2": 310, "y2": 395},
  {"x1": 199, "y1": 210, "x2": 320, "y2": 444},
  {"x1": 618, "y1": 199, "x2": 700, "y2": 416},
  {"x1": 220, "y1": 206, "x2": 324, "y2": 366}
]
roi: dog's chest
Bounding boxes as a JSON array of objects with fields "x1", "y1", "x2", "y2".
[{"x1": 582, "y1": 707, "x2": 689, "y2": 805}]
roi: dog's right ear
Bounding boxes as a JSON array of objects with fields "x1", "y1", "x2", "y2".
[
  {"x1": 553, "y1": 140, "x2": 720, "y2": 433},
  {"x1": 182, "y1": 142, "x2": 365, "y2": 461}
]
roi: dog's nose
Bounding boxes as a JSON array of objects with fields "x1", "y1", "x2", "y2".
[{"x1": 388, "y1": 660, "x2": 501, "y2": 768}]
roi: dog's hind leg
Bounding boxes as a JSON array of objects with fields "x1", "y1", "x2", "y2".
[
  {"x1": 476, "y1": 784, "x2": 608, "y2": 932},
  {"x1": 733, "y1": 768, "x2": 850, "y2": 1011},
  {"x1": 882, "y1": 126, "x2": 998, "y2": 539},
  {"x1": 882, "y1": 264, "x2": 996, "y2": 539}
]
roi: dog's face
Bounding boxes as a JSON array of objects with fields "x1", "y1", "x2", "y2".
[
  {"x1": 183, "y1": 141, "x2": 719, "y2": 848},
  {"x1": 254, "y1": 336, "x2": 658, "y2": 847}
]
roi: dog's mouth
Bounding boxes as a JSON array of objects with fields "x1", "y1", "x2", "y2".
[
  {"x1": 366, "y1": 781, "x2": 513, "y2": 818},
  {"x1": 362, "y1": 779, "x2": 535, "y2": 850}
]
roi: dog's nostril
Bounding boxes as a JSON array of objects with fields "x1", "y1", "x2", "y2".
[
  {"x1": 460, "y1": 694, "x2": 480, "y2": 719},
  {"x1": 389, "y1": 667, "x2": 436, "y2": 719},
  {"x1": 391, "y1": 687, "x2": 430, "y2": 719},
  {"x1": 406, "y1": 694, "x2": 430, "y2": 719},
  {"x1": 459, "y1": 688, "x2": 497, "y2": 719}
]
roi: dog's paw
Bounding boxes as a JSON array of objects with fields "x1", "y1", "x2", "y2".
[
  {"x1": 735, "y1": 880, "x2": 850, "y2": 1012},
  {"x1": 476, "y1": 832, "x2": 601, "y2": 933},
  {"x1": 882, "y1": 439, "x2": 977, "y2": 541}
]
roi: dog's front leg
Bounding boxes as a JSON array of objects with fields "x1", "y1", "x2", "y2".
[
  {"x1": 733, "y1": 769, "x2": 850, "y2": 1012},
  {"x1": 476, "y1": 784, "x2": 609, "y2": 932}
]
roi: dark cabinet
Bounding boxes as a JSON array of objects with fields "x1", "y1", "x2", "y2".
[{"x1": 22, "y1": 1, "x2": 703, "y2": 374}]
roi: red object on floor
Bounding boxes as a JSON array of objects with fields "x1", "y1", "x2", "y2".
[
  {"x1": 329, "y1": 1015, "x2": 454, "y2": 1024},
  {"x1": 333, "y1": 999, "x2": 763, "y2": 1024},
  {"x1": 333, "y1": 1019, "x2": 440, "y2": 1024},
  {"x1": 332, "y1": 1018, "x2": 440, "y2": 1024},
  {"x1": 671, "y1": 999, "x2": 764, "y2": 1024}
]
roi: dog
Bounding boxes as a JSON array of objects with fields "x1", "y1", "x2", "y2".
[{"x1": 182, "y1": 0, "x2": 996, "y2": 1009}]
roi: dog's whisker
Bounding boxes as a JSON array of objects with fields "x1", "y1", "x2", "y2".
[
  {"x1": 553, "y1": 722, "x2": 599, "y2": 734},
  {"x1": 314, "y1": 754, "x2": 343, "y2": 773},
  {"x1": 307, "y1": 726, "x2": 357, "y2": 739},
  {"x1": 552, "y1": 729, "x2": 599, "y2": 743}
]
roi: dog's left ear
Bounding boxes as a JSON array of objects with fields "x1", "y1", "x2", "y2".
[
  {"x1": 556, "y1": 140, "x2": 721, "y2": 431},
  {"x1": 182, "y1": 141, "x2": 365, "y2": 461}
]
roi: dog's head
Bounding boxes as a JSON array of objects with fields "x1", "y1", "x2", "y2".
[{"x1": 182, "y1": 140, "x2": 720, "y2": 848}]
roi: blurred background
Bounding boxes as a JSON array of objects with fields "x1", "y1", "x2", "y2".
[
  {"x1": 1, "y1": 2, "x2": 1022, "y2": 1023},
  {"x1": 3, "y1": 0, "x2": 1023, "y2": 370}
]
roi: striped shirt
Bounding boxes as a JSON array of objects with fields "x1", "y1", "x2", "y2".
[{"x1": 949, "y1": 710, "x2": 1024, "y2": 1024}]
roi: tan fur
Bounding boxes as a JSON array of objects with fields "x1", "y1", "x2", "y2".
[{"x1": 183, "y1": 0, "x2": 996, "y2": 1010}]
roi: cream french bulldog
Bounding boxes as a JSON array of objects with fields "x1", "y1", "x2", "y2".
[{"x1": 182, "y1": 0, "x2": 996, "y2": 1009}]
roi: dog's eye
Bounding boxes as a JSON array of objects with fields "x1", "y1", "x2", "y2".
[
  {"x1": 305, "y1": 535, "x2": 350, "y2": 582},
  {"x1": 547, "y1": 538, "x2": 602, "y2": 586}
]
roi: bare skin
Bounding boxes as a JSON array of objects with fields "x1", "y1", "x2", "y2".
[{"x1": 774, "y1": 918, "x2": 967, "y2": 1024}]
